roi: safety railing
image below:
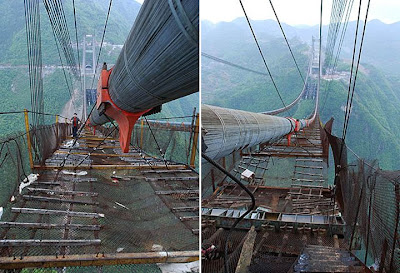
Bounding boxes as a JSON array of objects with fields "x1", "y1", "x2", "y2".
[{"x1": 0, "y1": 110, "x2": 71, "y2": 209}]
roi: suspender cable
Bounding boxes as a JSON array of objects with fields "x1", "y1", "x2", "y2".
[
  {"x1": 342, "y1": 0, "x2": 371, "y2": 141},
  {"x1": 268, "y1": 0, "x2": 305, "y2": 85},
  {"x1": 72, "y1": 0, "x2": 83, "y2": 99},
  {"x1": 239, "y1": 0, "x2": 286, "y2": 108},
  {"x1": 89, "y1": 0, "x2": 113, "y2": 91}
]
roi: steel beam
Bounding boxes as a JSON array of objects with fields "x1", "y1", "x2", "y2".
[{"x1": 0, "y1": 251, "x2": 199, "y2": 269}]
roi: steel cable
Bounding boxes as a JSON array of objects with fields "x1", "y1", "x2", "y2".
[
  {"x1": 268, "y1": 0, "x2": 305, "y2": 85},
  {"x1": 320, "y1": 0, "x2": 355, "y2": 114},
  {"x1": 89, "y1": 0, "x2": 113, "y2": 91},
  {"x1": 239, "y1": 0, "x2": 286, "y2": 108},
  {"x1": 72, "y1": 0, "x2": 83, "y2": 99},
  {"x1": 342, "y1": 0, "x2": 371, "y2": 140},
  {"x1": 202, "y1": 52, "x2": 268, "y2": 76},
  {"x1": 202, "y1": 153, "x2": 255, "y2": 273}
]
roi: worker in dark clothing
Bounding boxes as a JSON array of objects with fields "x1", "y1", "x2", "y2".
[{"x1": 71, "y1": 113, "x2": 80, "y2": 139}]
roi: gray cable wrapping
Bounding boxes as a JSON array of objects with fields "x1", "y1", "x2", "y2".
[{"x1": 90, "y1": 0, "x2": 198, "y2": 126}]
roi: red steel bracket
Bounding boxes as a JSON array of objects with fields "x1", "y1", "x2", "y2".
[
  {"x1": 286, "y1": 117, "x2": 299, "y2": 147},
  {"x1": 96, "y1": 66, "x2": 152, "y2": 153}
]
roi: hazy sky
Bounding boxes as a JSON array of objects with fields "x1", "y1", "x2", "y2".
[{"x1": 201, "y1": 0, "x2": 400, "y2": 26}]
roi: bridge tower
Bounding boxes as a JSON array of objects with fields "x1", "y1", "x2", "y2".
[
  {"x1": 311, "y1": 36, "x2": 320, "y2": 76},
  {"x1": 82, "y1": 34, "x2": 96, "y2": 120}
]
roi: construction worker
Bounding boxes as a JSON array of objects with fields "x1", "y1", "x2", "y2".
[{"x1": 71, "y1": 113, "x2": 80, "y2": 139}]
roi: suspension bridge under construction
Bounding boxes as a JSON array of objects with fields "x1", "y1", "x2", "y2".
[
  {"x1": 201, "y1": 0, "x2": 399, "y2": 272},
  {"x1": 0, "y1": 0, "x2": 199, "y2": 271}
]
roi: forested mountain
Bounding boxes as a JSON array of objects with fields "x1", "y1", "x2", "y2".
[
  {"x1": 0, "y1": 0, "x2": 198, "y2": 136},
  {"x1": 202, "y1": 18, "x2": 400, "y2": 170}
]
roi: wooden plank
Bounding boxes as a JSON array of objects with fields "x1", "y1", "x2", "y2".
[
  {"x1": 238, "y1": 165, "x2": 268, "y2": 171},
  {"x1": 0, "y1": 222, "x2": 101, "y2": 231},
  {"x1": 179, "y1": 216, "x2": 199, "y2": 221},
  {"x1": 291, "y1": 200, "x2": 332, "y2": 205},
  {"x1": 295, "y1": 165, "x2": 323, "y2": 169},
  {"x1": 192, "y1": 229, "x2": 199, "y2": 235},
  {"x1": 291, "y1": 184, "x2": 325, "y2": 189},
  {"x1": 296, "y1": 158, "x2": 323, "y2": 162},
  {"x1": 155, "y1": 190, "x2": 198, "y2": 195},
  {"x1": 145, "y1": 176, "x2": 198, "y2": 182},
  {"x1": 182, "y1": 197, "x2": 199, "y2": 201},
  {"x1": 0, "y1": 251, "x2": 199, "y2": 269},
  {"x1": 292, "y1": 178, "x2": 325, "y2": 182},
  {"x1": 235, "y1": 226, "x2": 257, "y2": 273},
  {"x1": 289, "y1": 192, "x2": 323, "y2": 198},
  {"x1": 291, "y1": 200, "x2": 333, "y2": 205},
  {"x1": 294, "y1": 171, "x2": 323, "y2": 177},
  {"x1": 80, "y1": 143, "x2": 119, "y2": 148},
  {"x1": 11, "y1": 208, "x2": 103, "y2": 218},
  {"x1": 274, "y1": 142, "x2": 319, "y2": 147},
  {"x1": 34, "y1": 164, "x2": 188, "y2": 170},
  {"x1": 141, "y1": 169, "x2": 192, "y2": 174},
  {"x1": 22, "y1": 195, "x2": 99, "y2": 205},
  {"x1": 66, "y1": 136, "x2": 116, "y2": 141},
  {"x1": 292, "y1": 204, "x2": 334, "y2": 210},
  {"x1": 56, "y1": 150, "x2": 144, "y2": 158},
  {"x1": 0, "y1": 239, "x2": 101, "y2": 247},
  {"x1": 242, "y1": 152, "x2": 324, "y2": 158},
  {"x1": 242, "y1": 156, "x2": 269, "y2": 162},
  {"x1": 267, "y1": 147, "x2": 323, "y2": 153},
  {"x1": 171, "y1": 207, "x2": 199, "y2": 212},
  {"x1": 63, "y1": 177, "x2": 98, "y2": 182},
  {"x1": 26, "y1": 188, "x2": 98, "y2": 197},
  {"x1": 111, "y1": 175, "x2": 142, "y2": 181},
  {"x1": 33, "y1": 181, "x2": 61, "y2": 186}
]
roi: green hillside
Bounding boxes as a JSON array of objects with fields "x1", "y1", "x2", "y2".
[{"x1": 202, "y1": 19, "x2": 400, "y2": 170}]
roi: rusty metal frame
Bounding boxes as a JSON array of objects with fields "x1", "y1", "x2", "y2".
[{"x1": 0, "y1": 251, "x2": 199, "y2": 269}]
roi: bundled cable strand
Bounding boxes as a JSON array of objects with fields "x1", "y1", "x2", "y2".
[
  {"x1": 106, "y1": 0, "x2": 199, "y2": 113},
  {"x1": 325, "y1": 0, "x2": 349, "y2": 69},
  {"x1": 23, "y1": 0, "x2": 44, "y2": 127},
  {"x1": 42, "y1": 0, "x2": 76, "y2": 110},
  {"x1": 72, "y1": 0, "x2": 83, "y2": 101},
  {"x1": 89, "y1": 0, "x2": 199, "y2": 126},
  {"x1": 321, "y1": 0, "x2": 355, "y2": 114},
  {"x1": 43, "y1": 0, "x2": 78, "y2": 77},
  {"x1": 89, "y1": 0, "x2": 113, "y2": 92},
  {"x1": 24, "y1": 0, "x2": 45, "y2": 163}
]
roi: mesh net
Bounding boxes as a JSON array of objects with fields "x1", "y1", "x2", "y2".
[
  {"x1": 201, "y1": 150, "x2": 247, "y2": 199},
  {"x1": 1, "y1": 263, "x2": 161, "y2": 272},
  {"x1": 0, "y1": 133, "x2": 30, "y2": 209},
  {"x1": 30, "y1": 123, "x2": 72, "y2": 165},
  {"x1": 201, "y1": 228, "x2": 247, "y2": 273},
  {"x1": 0, "y1": 121, "x2": 199, "y2": 271},
  {"x1": 0, "y1": 123, "x2": 71, "y2": 208},
  {"x1": 132, "y1": 120, "x2": 199, "y2": 169},
  {"x1": 327, "y1": 129, "x2": 400, "y2": 272},
  {"x1": 96, "y1": 119, "x2": 199, "y2": 169},
  {"x1": 341, "y1": 159, "x2": 400, "y2": 272}
]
